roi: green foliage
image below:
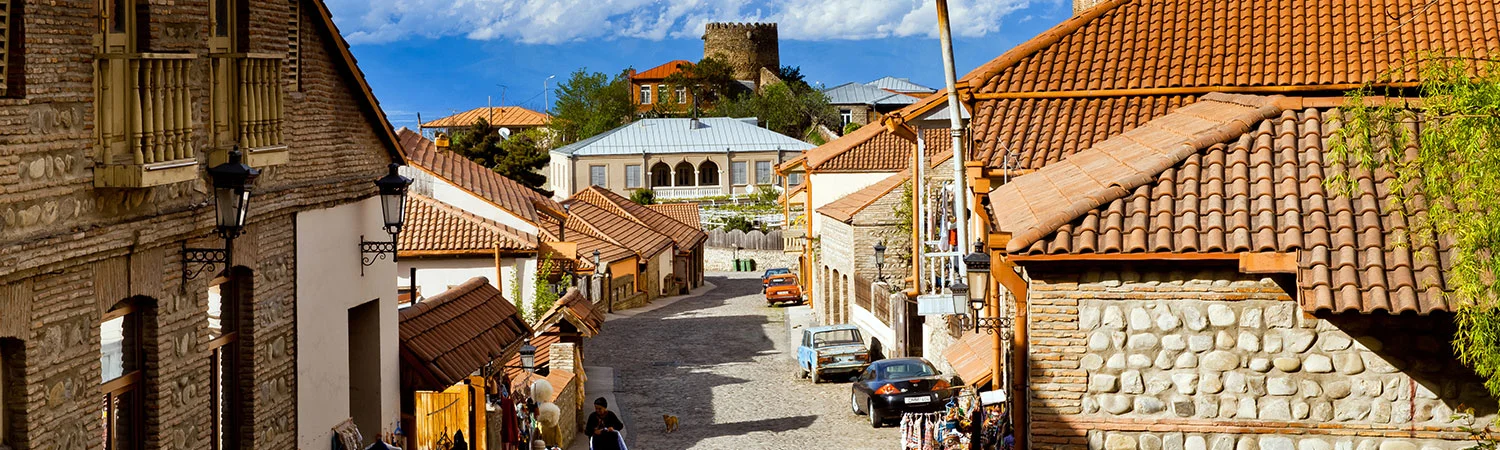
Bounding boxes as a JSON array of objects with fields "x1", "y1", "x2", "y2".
[
  {"x1": 753, "y1": 185, "x2": 780, "y2": 204},
  {"x1": 448, "y1": 118, "x2": 551, "y2": 194},
  {"x1": 720, "y1": 215, "x2": 755, "y2": 233},
  {"x1": 529, "y1": 255, "x2": 567, "y2": 323},
  {"x1": 1330, "y1": 55, "x2": 1500, "y2": 395},
  {"x1": 894, "y1": 180, "x2": 913, "y2": 248},
  {"x1": 709, "y1": 82, "x2": 840, "y2": 141},
  {"x1": 843, "y1": 121, "x2": 862, "y2": 136},
  {"x1": 551, "y1": 68, "x2": 634, "y2": 144},
  {"x1": 804, "y1": 127, "x2": 828, "y2": 146},
  {"x1": 665, "y1": 57, "x2": 740, "y2": 113},
  {"x1": 630, "y1": 188, "x2": 657, "y2": 205}
]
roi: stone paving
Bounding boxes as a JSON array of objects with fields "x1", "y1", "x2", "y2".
[{"x1": 579, "y1": 272, "x2": 899, "y2": 450}]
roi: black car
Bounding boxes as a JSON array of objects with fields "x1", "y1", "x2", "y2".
[{"x1": 850, "y1": 358, "x2": 954, "y2": 428}]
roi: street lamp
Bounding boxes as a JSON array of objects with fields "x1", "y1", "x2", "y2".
[
  {"x1": 964, "y1": 250, "x2": 1008, "y2": 334},
  {"x1": 360, "y1": 163, "x2": 414, "y2": 274},
  {"x1": 873, "y1": 242, "x2": 887, "y2": 281},
  {"x1": 184, "y1": 147, "x2": 260, "y2": 281}
]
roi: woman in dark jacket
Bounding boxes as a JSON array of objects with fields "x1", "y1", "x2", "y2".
[{"x1": 584, "y1": 397, "x2": 626, "y2": 450}]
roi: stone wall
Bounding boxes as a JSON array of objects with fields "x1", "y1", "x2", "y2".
[
  {"x1": 701, "y1": 23, "x2": 779, "y2": 82},
  {"x1": 1026, "y1": 267, "x2": 1496, "y2": 449},
  {"x1": 704, "y1": 246, "x2": 799, "y2": 273}
]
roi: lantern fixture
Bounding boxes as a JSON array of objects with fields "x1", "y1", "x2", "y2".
[
  {"x1": 184, "y1": 147, "x2": 260, "y2": 281},
  {"x1": 360, "y1": 164, "x2": 414, "y2": 275},
  {"x1": 963, "y1": 249, "x2": 1009, "y2": 334},
  {"x1": 519, "y1": 340, "x2": 537, "y2": 372},
  {"x1": 873, "y1": 242, "x2": 887, "y2": 281},
  {"x1": 592, "y1": 249, "x2": 602, "y2": 272}
]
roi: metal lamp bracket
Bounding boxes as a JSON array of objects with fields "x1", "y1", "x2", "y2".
[
  {"x1": 183, "y1": 245, "x2": 229, "y2": 282},
  {"x1": 359, "y1": 234, "x2": 398, "y2": 276}
]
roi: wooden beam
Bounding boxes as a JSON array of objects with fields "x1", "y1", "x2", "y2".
[
  {"x1": 972, "y1": 82, "x2": 1420, "y2": 100},
  {"x1": 987, "y1": 233, "x2": 1012, "y2": 251},
  {"x1": 1239, "y1": 252, "x2": 1298, "y2": 274}
]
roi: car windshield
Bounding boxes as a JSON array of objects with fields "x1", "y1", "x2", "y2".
[
  {"x1": 765, "y1": 269, "x2": 790, "y2": 277},
  {"x1": 878, "y1": 361, "x2": 938, "y2": 379},
  {"x1": 768, "y1": 277, "x2": 796, "y2": 286},
  {"x1": 813, "y1": 330, "x2": 860, "y2": 348}
]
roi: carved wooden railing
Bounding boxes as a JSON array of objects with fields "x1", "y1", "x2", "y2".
[
  {"x1": 234, "y1": 56, "x2": 284, "y2": 150},
  {"x1": 96, "y1": 53, "x2": 199, "y2": 188}
]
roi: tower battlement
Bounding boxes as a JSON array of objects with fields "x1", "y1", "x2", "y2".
[{"x1": 702, "y1": 22, "x2": 780, "y2": 82}]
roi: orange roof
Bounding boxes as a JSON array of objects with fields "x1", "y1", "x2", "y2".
[
  {"x1": 571, "y1": 187, "x2": 707, "y2": 251},
  {"x1": 809, "y1": 127, "x2": 950, "y2": 173},
  {"x1": 561, "y1": 200, "x2": 675, "y2": 260},
  {"x1": 817, "y1": 150, "x2": 953, "y2": 223},
  {"x1": 397, "y1": 128, "x2": 564, "y2": 226},
  {"x1": 536, "y1": 215, "x2": 635, "y2": 271},
  {"x1": 399, "y1": 277, "x2": 532, "y2": 391},
  {"x1": 943, "y1": 331, "x2": 999, "y2": 387},
  {"x1": 632, "y1": 60, "x2": 692, "y2": 81},
  {"x1": 421, "y1": 106, "x2": 550, "y2": 129},
  {"x1": 647, "y1": 202, "x2": 702, "y2": 230},
  {"x1": 777, "y1": 183, "x2": 806, "y2": 205},
  {"x1": 399, "y1": 194, "x2": 537, "y2": 255}
]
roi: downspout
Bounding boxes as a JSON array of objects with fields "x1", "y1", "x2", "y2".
[{"x1": 993, "y1": 247, "x2": 1029, "y2": 450}]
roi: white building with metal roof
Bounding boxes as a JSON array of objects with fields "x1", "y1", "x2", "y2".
[{"x1": 549, "y1": 117, "x2": 815, "y2": 201}]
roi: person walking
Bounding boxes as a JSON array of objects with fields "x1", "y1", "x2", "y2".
[{"x1": 584, "y1": 397, "x2": 625, "y2": 450}]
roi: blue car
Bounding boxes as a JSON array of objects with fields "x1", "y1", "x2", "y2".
[{"x1": 796, "y1": 325, "x2": 870, "y2": 383}]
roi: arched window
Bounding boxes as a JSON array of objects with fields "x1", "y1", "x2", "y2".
[
  {"x1": 650, "y1": 162, "x2": 671, "y2": 187},
  {"x1": 209, "y1": 267, "x2": 251, "y2": 450},
  {"x1": 699, "y1": 160, "x2": 720, "y2": 186},
  {"x1": 102, "y1": 296, "x2": 153, "y2": 450},
  {"x1": 674, "y1": 161, "x2": 695, "y2": 186}
]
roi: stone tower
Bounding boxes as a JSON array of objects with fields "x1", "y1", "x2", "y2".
[
  {"x1": 702, "y1": 22, "x2": 780, "y2": 82},
  {"x1": 1074, "y1": 0, "x2": 1109, "y2": 14}
]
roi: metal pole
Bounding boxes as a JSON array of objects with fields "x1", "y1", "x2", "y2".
[{"x1": 936, "y1": 0, "x2": 968, "y2": 282}]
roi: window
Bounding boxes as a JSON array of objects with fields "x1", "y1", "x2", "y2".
[
  {"x1": 731, "y1": 161, "x2": 747, "y2": 185},
  {"x1": 755, "y1": 161, "x2": 772, "y2": 185},
  {"x1": 675, "y1": 87, "x2": 686, "y2": 104},
  {"x1": 0, "y1": 0, "x2": 17, "y2": 97},
  {"x1": 625, "y1": 165, "x2": 642, "y2": 189},
  {"x1": 788, "y1": 172, "x2": 804, "y2": 186},
  {"x1": 698, "y1": 160, "x2": 719, "y2": 185},
  {"x1": 840, "y1": 109, "x2": 852, "y2": 128},
  {"x1": 287, "y1": 0, "x2": 301, "y2": 88},
  {"x1": 650, "y1": 162, "x2": 671, "y2": 187},
  {"x1": 639, "y1": 85, "x2": 652, "y2": 105},
  {"x1": 102, "y1": 298, "x2": 147, "y2": 450},
  {"x1": 208, "y1": 276, "x2": 244, "y2": 450},
  {"x1": 589, "y1": 165, "x2": 607, "y2": 187}
]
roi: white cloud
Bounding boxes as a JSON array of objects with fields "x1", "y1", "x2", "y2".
[{"x1": 326, "y1": 0, "x2": 1033, "y2": 45}]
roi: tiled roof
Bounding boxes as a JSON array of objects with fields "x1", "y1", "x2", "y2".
[
  {"x1": 817, "y1": 150, "x2": 955, "y2": 223},
  {"x1": 969, "y1": 0, "x2": 1500, "y2": 96},
  {"x1": 561, "y1": 200, "x2": 675, "y2": 259},
  {"x1": 822, "y1": 82, "x2": 920, "y2": 106},
  {"x1": 503, "y1": 289, "x2": 605, "y2": 381},
  {"x1": 807, "y1": 125, "x2": 950, "y2": 173},
  {"x1": 647, "y1": 203, "x2": 702, "y2": 230},
  {"x1": 1000, "y1": 95, "x2": 1455, "y2": 315},
  {"x1": 398, "y1": 128, "x2": 564, "y2": 225},
  {"x1": 943, "y1": 331, "x2": 999, "y2": 387},
  {"x1": 551, "y1": 117, "x2": 815, "y2": 156},
  {"x1": 971, "y1": 95, "x2": 1195, "y2": 169},
  {"x1": 990, "y1": 93, "x2": 1284, "y2": 253},
  {"x1": 399, "y1": 277, "x2": 532, "y2": 391},
  {"x1": 778, "y1": 183, "x2": 806, "y2": 205},
  {"x1": 633, "y1": 60, "x2": 692, "y2": 80},
  {"x1": 537, "y1": 216, "x2": 635, "y2": 271},
  {"x1": 867, "y1": 76, "x2": 937, "y2": 94},
  {"x1": 421, "y1": 106, "x2": 550, "y2": 129},
  {"x1": 399, "y1": 194, "x2": 537, "y2": 255},
  {"x1": 572, "y1": 187, "x2": 707, "y2": 251}
]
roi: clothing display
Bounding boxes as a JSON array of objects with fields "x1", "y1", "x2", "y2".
[{"x1": 900, "y1": 389, "x2": 1010, "y2": 450}]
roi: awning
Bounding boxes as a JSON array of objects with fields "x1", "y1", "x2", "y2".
[{"x1": 944, "y1": 331, "x2": 1000, "y2": 387}]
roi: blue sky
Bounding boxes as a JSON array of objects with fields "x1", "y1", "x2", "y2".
[{"x1": 326, "y1": 0, "x2": 1075, "y2": 130}]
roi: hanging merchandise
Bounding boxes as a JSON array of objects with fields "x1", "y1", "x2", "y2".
[{"x1": 903, "y1": 388, "x2": 1010, "y2": 450}]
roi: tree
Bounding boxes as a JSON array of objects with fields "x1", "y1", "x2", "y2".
[
  {"x1": 1330, "y1": 55, "x2": 1500, "y2": 394},
  {"x1": 664, "y1": 57, "x2": 741, "y2": 113},
  {"x1": 710, "y1": 82, "x2": 840, "y2": 140},
  {"x1": 630, "y1": 188, "x2": 656, "y2": 205},
  {"x1": 550, "y1": 68, "x2": 633, "y2": 144},
  {"x1": 720, "y1": 215, "x2": 754, "y2": 233},
  {"x1": 448, "y1": 118, "x2": 551, "y2": 194}
]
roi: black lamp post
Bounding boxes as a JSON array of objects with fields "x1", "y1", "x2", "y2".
[
  {"x1": 184, "y1": 148, "x2": 260, "y2": 281},
  {"x1": 964, "y1": 250, "x2": 1008, "y2": 334},
  {"x1": 360, "y1": 163, "x2": 413, "y2": 275},
  {"x1": 873, "y1": 242, "x2": 887, "y2": 281}
]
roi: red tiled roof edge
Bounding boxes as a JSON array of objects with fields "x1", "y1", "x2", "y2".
[
  {"x1": 960, "y1": 0, "x2": 1130, "y2": 90},
  {"x1": 993, "y1": 93, "x2": 1286, "y2": 254}
]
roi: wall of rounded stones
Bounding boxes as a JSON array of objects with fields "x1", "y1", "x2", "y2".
[{"x1": 1089, "y1": 430, "x2": 1472, "y2": 450}]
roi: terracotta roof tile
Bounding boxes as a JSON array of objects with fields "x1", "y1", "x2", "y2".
[
  {"x1": 806, "y1": 125, "x2": 950, "y2": 173},
  {"x1": 399, "y1": 277, "x2": 532, "y2": 391},
  {"x1": 632, "y1": 60, "x2": 692, "y2": 81},
  {"x1": 1007, "y1": 96, "x2": 1456, "y2": 315},
  {"x1": 647, "y1": 203, "x2": 702, "y2": 230},
  {"x1": 398, "y1": 128, "x2": 564, "y2": 225},
  {"x1": 571, "y1": 187, "x2": 707, "y2": 251},
  {"x1": 560, "y1": 200, "x2": 675, "y2": 259},
  {"x1": 536, "y1": 216, "x2": 635, "y2": 271},
  {"x1": 421, "y1": 107, "x2": 550, "y2": 129},
  {"x1": 399, "y1": 194, "x2": 537, "y2": 255},
  {"x1": 817, "y1": 150, "x2": 955, "y2": 223},
  {"x1": 971, "y1": 96, "x2": 1195, "y2": 169}
]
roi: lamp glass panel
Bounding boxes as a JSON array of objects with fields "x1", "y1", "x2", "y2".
[
  {"x1": 214, "y1": 187, "x2": 247, "y2": 229},
  {"x1": 381, "y1": 193, "x2": 405, "y2": 229},
  {"x1": 966, "y1": 269, "x2": 989, "y2": 302}
]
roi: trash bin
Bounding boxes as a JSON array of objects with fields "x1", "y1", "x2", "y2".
[
  {"x1": 732, "y1": 259, "x2": 743, "y2": 272},
  {"x1": 746, "y1": 259, "x2": 756, "y2": 271}
]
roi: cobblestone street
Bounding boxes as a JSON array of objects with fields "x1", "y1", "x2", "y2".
[{"x1": 580, "y1": 272, "x2": 899, "y2": 450}]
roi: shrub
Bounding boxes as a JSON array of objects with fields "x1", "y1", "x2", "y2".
[{"x1": 630, "y1": 188, "x2": 657, "y2": 205}]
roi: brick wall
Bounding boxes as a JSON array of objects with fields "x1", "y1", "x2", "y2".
[
  {"x1": 1025, "y1": 267, "x2": 1497, "y2": 449},
  {"x1": 0, "y1": 1, "x2": 400, "y2": 449}
]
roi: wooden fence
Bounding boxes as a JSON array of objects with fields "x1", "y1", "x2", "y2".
[
  {"x1": 706, "y1": 229, "x2": 783, "y2": 250},
  {"x1": 415, "y1": 379, "x2": 485, "y2": 450}
]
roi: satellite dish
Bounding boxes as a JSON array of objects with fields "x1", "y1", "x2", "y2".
[{"x1": 498, "y1": 127, "x2": 512, "y2": 139}]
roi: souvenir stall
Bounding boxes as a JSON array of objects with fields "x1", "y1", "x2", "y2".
[{"x1": 900, "y1": 388, "x2": 1011, "y2": 450}]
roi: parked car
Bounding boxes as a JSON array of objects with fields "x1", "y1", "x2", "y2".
[
  {"x1": 796, "y1": 325, "x2": 869, "y2": 383},
  {"x1": 761, "y1": 267, "x2": 791, "y2": 286},
  {"x1": 764, "y1": 273, "x2": 803, "y2": 305},
  {"x1": 850, "y1": 357, "x2": 954, "y2": 428}
]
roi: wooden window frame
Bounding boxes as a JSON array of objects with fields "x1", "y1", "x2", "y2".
[
  {"x1": 639, "y1": 85, "x2": 651, "y2": 105},
  {"x1": 101, "y1": 300, "x2": 145, "y2": 450},
  {"x1": 755, "y1": 160, "x2": 772, "y2": 185},
  {"x1": 207, "y1": 278, "x2": 242, "y2": 450}
]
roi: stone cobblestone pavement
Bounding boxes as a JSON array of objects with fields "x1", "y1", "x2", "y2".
[{"x1": 580, "y1": 272, "x2": 900, "y2": 450}]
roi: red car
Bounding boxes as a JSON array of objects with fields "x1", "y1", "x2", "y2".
[{"x1": 764, "y1": 273, "x2": 803, "y2": 305}]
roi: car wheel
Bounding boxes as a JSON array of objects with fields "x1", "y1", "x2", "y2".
[
  {"x1": 868, "y1": 399, "x2": 883, "y2": 427},
  {"x1": 851, "y1": 391, "x2": 865, "y2": 415},
  {"x1": 811, "y1": 366, "x2": 821, "y2": 384},
  {"x1": 797, "y1": 365, "x2": 808, "y2": 379}
]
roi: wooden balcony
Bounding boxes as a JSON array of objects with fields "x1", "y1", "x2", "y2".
[
  {"x1": 210, "y1": 53, "x2": 287, "y2": 167},
  {"x1": 95, "y1": 53, "x2": 199, "y2": 188}
]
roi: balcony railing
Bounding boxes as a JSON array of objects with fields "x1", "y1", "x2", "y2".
[
  {"x1": 210, "y1": 53, "x2": 287, "y2": 167},
  {"x1": 96, "y1": 53, "x2": 199, "y2": 188},
  {"x1": 652, "y1": 186, "x2": 723, "y2": 200}
]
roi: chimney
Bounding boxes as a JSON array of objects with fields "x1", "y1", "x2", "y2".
[
  {"x1": 690, "y1": 118, "x2": 704, "y2": 130},
  {"x1": 549, "y1": 343, "x2": 577, "y2": 374},
  {"x1": 1073, "y1": 0, "x2": 1108, "y2": 14}
]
